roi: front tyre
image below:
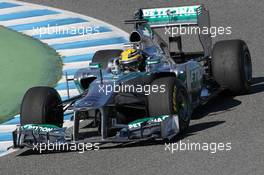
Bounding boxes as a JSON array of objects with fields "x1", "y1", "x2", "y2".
[
  {"x1": 148, "y1": 77, "x2": 192, "y2": 132},
  {"x1": 20, "y1": 86, "x2": 63, "y2": 127}
]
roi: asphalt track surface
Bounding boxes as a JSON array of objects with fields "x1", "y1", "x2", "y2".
[{"x1": 1, "y1": 0, "x2": 264, "y2": 174}]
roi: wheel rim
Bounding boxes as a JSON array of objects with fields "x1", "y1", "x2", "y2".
[{"x1": 244, "y1": 52, "x2": 252, "y2": 83}]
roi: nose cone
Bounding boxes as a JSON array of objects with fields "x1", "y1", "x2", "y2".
[{"x1": 74, "y1": 84, "x2": 113, "y2": 111}]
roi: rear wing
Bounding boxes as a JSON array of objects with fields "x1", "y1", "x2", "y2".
[
  {"x1": 141, "y1": 5, "x2": 200, "y2": 28},
  {"x1": 137, "y1": 5, "x2": 212, "y2": 57}
]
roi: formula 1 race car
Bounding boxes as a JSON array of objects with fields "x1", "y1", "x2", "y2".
[{"x1": 13, "y1": 5, "x2": 252, "y2": 149}]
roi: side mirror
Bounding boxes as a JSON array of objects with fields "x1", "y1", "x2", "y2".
[
  {"x1": 89, "y1": 62, "x2": 102, "y2": 69},
  {"x1": 89, "y1": 62, "x2": 103, "y2": 84},
  {"x1": 145, "y1": 58, "x2": 160, "y2": 65}
]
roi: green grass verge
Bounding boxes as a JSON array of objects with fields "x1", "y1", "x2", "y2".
[{"x1": 0, "y1": 26, "x2": 62, "y2": 123}]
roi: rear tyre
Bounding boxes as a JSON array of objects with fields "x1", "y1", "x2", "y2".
[
  {"x1": 212, "y1": 40, "x2": 252, "y2": 94},
  {"x1": 148, "y1": 77, "x2": 192, "y2": 132},
  {"x1": 20, "y1": 86, "x2": 63, "y2": 127}
]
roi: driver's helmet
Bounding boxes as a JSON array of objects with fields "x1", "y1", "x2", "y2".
[{"x1": 120, "y1": 48, "x2": 144, "y2": 71}]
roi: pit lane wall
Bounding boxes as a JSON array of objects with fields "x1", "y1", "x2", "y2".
[{"x1": 0, "y1": 0, "x2": 128, "y2": 156}]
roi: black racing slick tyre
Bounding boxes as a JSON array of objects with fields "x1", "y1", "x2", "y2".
[
  {"x1": 148, "y1": 77, "x2": 192, "y2": 132},
  {"x1": 212, "y1": 40, "x2": 252, "y2": 94},
  {"x1": 20, "y1": 86, "x2": 63, "y2": 127}
]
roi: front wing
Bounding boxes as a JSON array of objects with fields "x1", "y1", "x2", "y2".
[{"x1": 12, "y1": 115, "x2": 180, "y2": 149}]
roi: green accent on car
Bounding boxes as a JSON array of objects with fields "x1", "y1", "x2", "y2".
[
  {"x1": 89, "y1": 62, "x2": 102, "y2": 69},
  {"x1": 0, "y1": 26, "x2": 62, "y2": 123},
  {"x1": 128, "y1": 115, "x2": 170, "y2": 129},
  {"x1": 146, "y1": 58, "x2": 160, "y2": 65},
  {"x1": 22, "y1": 124, "x2": 59, "y2": 132},
  {"x1": 142, "y1": 5, "x2": 200, "y2": 26},
  {"x1": 177, "y1": 71, "x2": 186, "y2": 82}
]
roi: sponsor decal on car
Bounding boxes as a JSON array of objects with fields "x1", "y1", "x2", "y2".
[
  {"x1": 142, "y1": 5, "x2": 200, "y2": 25},
  {"x1": 128, "y1": 115, "x2": 170, "y2": 129},
  {"x1": 22, "y1": 124, "x2": 59, "y2": 132}
]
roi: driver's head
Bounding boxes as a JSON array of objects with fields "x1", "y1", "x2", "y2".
[{"x1": 120, "y1": 48, "x2": 144, "y2": 71}]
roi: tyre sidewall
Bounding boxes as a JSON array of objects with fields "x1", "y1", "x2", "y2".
[{"x1": 148, "y1": 77, "x2": 192, "y2": 132}]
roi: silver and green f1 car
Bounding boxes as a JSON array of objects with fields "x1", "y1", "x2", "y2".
[{"x1": 13, "y1": 5, "x2": 252, "y2": 149}]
